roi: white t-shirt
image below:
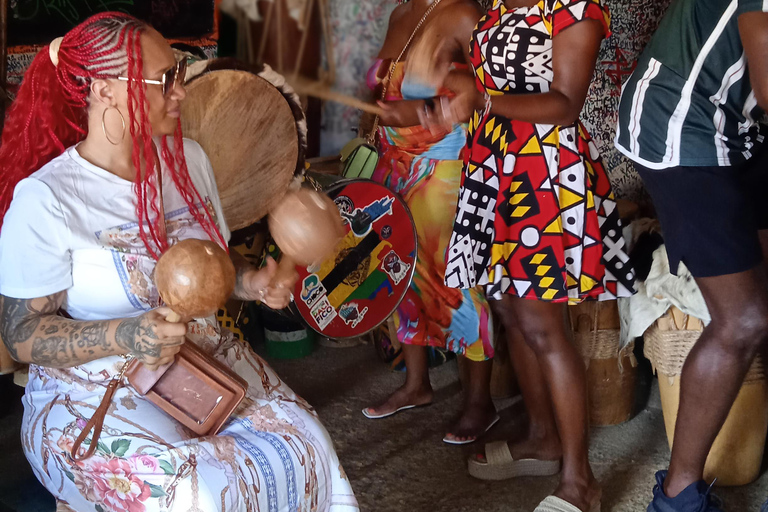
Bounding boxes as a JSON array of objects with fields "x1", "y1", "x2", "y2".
[{"x1": 0, "y1": 138, "x2": 232, "y2": 322}]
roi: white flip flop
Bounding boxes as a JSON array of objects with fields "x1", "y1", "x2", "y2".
[
  {"x1": 442, "y1": 415, "x2": 501, "y2": 445},
  {"x1": 361, "y1": 403, "x2": 428, "y2": 419}
]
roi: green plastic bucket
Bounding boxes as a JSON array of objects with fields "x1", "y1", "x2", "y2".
[
  {"x1": 260, "y1": 306, "x2": 315, "y2": 359},
  {"x1": 264, "y1": 327, "x2": 315, "y2": 359}
]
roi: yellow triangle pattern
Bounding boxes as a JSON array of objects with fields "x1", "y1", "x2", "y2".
[
  {"x1": 520, "y1": 135, "x2": 542, "y2": 155},
  {"x1": 580, "y1": 274, "x2": 598, "y2": 293},
  {"x1": 542, "y1": 17, "x2": 552, "y2": 34},
  {"x1": 542, "y1": 129, "x2": 559, "y2": 146},
  {"x1": 491, "y1": 243, "x2": 518, "y2": 265},
  {"x1": 544, "y1": 217, "x2": 562, "y2": 234},
  {"x1": 560, "y1": 188, "x2": 583, "y2": 209}
]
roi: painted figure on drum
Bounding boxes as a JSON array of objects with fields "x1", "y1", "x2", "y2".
[
  {"x1": 0, "y1": 13, "x2": 357, "y2": 512},
  {"x1": 361, "y1": 0, "x2": 499, "y2": 446}
]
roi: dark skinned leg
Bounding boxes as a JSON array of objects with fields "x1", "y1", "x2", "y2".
[
  {"x1": 444, "y1": 357, "x2": 497, "y2": 442},
  {"x1": 509, "y1": 298, "x2": 599, "y2": 511},
  {"x1": 364, "y1": 344, "x2": 433, "y2": 416},
  {"x1": 663, "y1": 265, "x2": 768, "y2": 497},
  {"x1": 473, "y1": 296, "x2": 562, "y2": 461}
]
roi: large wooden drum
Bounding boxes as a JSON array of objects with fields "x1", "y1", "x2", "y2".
[
  {"x1": 181, "y1": 59, "x2": 306, "y2": 233},
  {"x1": 644, "y1": 307, "x2": 768, "y2": 486},
  {"x1": 569, "y1": 300, "x2": 637, "y2": 426}
]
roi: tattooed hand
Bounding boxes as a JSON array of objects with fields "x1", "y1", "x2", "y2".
[{"x1": 115, "y1": 308, "x2": 187, "y2": 370}]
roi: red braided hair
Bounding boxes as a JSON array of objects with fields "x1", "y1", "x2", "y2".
[{"x1": 0, "y1": 12, "x2": 226, "y2": 260}]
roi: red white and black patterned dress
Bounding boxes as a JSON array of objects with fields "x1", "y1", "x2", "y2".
[{"x1": 445, "y1": 0, "x2": 635, "y2": 302}]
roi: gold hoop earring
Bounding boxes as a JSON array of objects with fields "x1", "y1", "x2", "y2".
[{"x1": 102, "y1": 106, "x2": 126, "y2": 146}]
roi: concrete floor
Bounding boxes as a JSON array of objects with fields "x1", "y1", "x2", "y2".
[
  {"x1": 267, "y1": 343, "x2": 768, "y2": 512},
  {"x1": 1, "y1": 342, "x2": 767, "y2": 511}
]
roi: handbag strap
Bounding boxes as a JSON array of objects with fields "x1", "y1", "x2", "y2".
[
  {"x1": 367, "y1": 0, "x2": 445, "y2": 144},
  {"x1": 71, "y1": 358, "x2": 132, "y2": 461}
]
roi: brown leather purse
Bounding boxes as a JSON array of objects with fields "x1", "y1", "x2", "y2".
[
  {"x1": 72, "y1": 342, "x2": 246, "y2": 461},
  {"x1": 125, "y1": 341, "x2": 247, "y2": 434}
]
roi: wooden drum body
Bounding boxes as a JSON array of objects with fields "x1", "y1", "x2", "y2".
[
  {"x1": 645, "y1": 307, "x2": 768, "y2": 486},
  {"x1": 569, "y1": 300, "x2": 637, "y2": 426}
]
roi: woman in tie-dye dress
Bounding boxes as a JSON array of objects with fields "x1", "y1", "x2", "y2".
[{"x1": 361, "y1": 0, "x2": 499, "y2": 445}]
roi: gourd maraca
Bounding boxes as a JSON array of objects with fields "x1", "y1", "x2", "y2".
[
  {"x1": 268, "y1": 188, "x2": 345, "y2": 282},
  {"x1": 154, "y1": 239, "x2": 236, "y2": 322}
]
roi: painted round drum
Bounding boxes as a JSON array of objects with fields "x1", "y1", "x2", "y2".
[{"x1": 290, "y1": 179, "x2": 417, "y2": 340}]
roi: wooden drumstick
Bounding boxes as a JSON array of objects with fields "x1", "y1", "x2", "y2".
[
  {"x1": 287, "y1": 77, "x2": 384, "y2": 116},
  {"x1": 154, "y1": 239, "x2": 236, "y2": 322}
]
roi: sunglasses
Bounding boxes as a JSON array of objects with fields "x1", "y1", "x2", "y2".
[{"x1": 117, "y1": 58, "x2": 187, "y2": 97}]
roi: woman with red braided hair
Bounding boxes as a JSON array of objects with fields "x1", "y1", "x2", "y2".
[{"x1": 0, "y1": 13, "x2": 358, "y2": 512}]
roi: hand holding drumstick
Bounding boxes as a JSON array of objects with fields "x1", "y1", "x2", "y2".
[{"x1": 404, "y1": 18, "x2": 483, "y2": 133}]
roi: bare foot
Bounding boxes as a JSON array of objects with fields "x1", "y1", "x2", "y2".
[
  {"x1": 363, "y1": 384, "x2": 433, "y2": 418},
  {"x1": 443, "y1": 402, "x2": 498, "y2": 443},
  {"x1": 474, "y1": 430, "x2": 562, "y2": 462},
  {"x1": 552, "y1": 476, "x2": 602, "y2": 512}
]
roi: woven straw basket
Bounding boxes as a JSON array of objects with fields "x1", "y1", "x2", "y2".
[{"x1": 569, "y1": 301, "x2": 637, "y2": 426}]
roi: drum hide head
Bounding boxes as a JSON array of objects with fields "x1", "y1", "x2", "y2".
[{"x1": 181, "y1": 69, "x2": 300, "y2": 231}]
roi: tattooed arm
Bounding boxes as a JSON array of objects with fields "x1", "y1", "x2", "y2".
[{"x1": 0, "y1": 293, "x2": 186, "y2": 369}]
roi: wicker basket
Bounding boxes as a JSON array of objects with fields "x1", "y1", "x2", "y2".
[
  {"x1": 644, "y1": 306, "x2": 768, "y2": 486},
  {"x1": 569, "y1": 300, "x2": 637, "y2": 426}
]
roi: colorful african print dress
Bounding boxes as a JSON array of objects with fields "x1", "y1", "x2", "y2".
[
  {"x1": 445, "y1": 0, "x2": 635, "y2": 302},
  {"x1": 370, "y1": 61, "x2": 494, "y2": 361}
]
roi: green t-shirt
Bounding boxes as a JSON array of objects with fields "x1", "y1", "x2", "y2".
[{"x1": 616, "y1": 0, "x2": 767, "y2": 168}]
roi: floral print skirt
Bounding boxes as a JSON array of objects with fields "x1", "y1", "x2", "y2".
[{"x1": 21, "y1": 321, "x2": 358, "y2": 512}]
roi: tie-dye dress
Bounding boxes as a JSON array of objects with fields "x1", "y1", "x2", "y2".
[{"x1": 369, "y1": 61, "x2": 494, "y2": 361}]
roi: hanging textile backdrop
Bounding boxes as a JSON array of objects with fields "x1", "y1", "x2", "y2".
[
  {"x1": 319, "y1": 0, "x2": 673, "y2": 201},
  {"x1": 4, "y1": 0, "x2": 220, "y2": 94},
  {"x1": 220, "y1": 0, "x2": 310, "y2": 28},
  {"x1": 320, "y1": 0, "x2": 396, "y2": 156},
  {"x1": 580, "y1": 0, "x2": 674, "y2": 201}
]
